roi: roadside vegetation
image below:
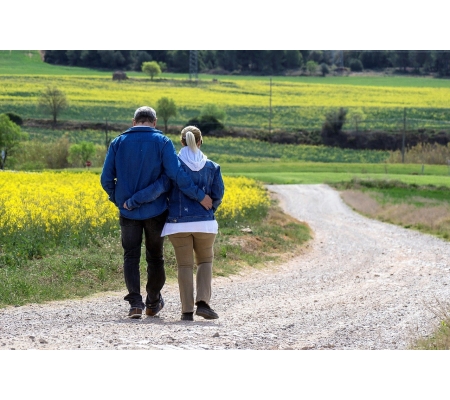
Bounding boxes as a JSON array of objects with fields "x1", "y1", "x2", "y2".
[
  {"x1": 333, "y1": 178, "x2": 450, "y2": 241},
  {"x1": 0, "y1": 171, "x2": 310, "y2": 308}
]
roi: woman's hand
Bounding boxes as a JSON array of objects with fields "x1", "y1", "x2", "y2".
[{"x1": 200, "y1": 194, "x2": 213, "y2": 210}]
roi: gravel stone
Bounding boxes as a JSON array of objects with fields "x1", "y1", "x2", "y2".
[{"x1": 1, "y1": 184, "x2": 449, "y2": 350}]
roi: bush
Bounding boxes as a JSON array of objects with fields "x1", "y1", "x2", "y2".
[
  {"x1": 68, "y1": 141, "x2": 96, "y2": 167},
  {"x1": 4, "y1": 112, "x2": 23, "y2": 126},
  {"x1": 186, "y1": 115, "x2": 224, "y2": 134},
  {"x1": 15, "y1": 135, "x2": 71, "y2": 170},
  {"x1": 321, "y1": 107, "x2": 347, "y2": 146},
  {"x1": 349, "y1": 58, "x2": 364, "y2": 72}
]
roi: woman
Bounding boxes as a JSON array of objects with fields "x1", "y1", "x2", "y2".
[{"x1": 161, "y1": 126, "x2": 224, "y2": 321}]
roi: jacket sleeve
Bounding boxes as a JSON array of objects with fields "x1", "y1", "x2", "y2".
[
  {"x1": 100, "y1": 142, "x2": 117, "y2": 205},
  {"x1": 125, "y1": 174, "x2": 171, "y2": 210},
  {"x1": 161, "y1": 139, "x2": 206, "y2": 202},
  {"x1": 211, "y1": 165, "x2": 225, "y2": 211}
]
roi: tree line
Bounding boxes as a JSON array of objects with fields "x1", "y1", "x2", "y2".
[{"x1": 42, "y1": 50, "x2": 450, "y2": 76}]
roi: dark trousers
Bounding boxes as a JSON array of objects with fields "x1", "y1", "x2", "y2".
[{"x1": 119, "y1": 210, "x2": 168, "y2": 309}]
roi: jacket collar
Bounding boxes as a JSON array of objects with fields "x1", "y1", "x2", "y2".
[{"x1": 121, "y1": 126, "x2": 161, "y2": 135}]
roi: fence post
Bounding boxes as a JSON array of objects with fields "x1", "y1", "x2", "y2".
[
  {"x1": 105, "y1": 118, "x2": 109, "y2": 150},
  {"x1": 269, "y1": 77, "x2": 272, "y2": 134},
  {"x1": 401, "y1": 107, "x2": 406, "y2": 163}
]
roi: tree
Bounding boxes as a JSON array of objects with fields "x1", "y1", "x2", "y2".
[
  {"x1": 390, "y1": 51, "x2": 410, "y2": 72},
  {"x1": 68, "y1": 141, "x2": 96, "y2": 167},
  {"x1": 306, "y1": 60, "x2": 318, "y2": 75},
  {"x1": 308, "y1": 50, "x2": 324, "y2": 63},
  {"x1": 157, "y1": 61, "x2": 167, "y2": 72},
  {"x1": 320, "y1": 63, "x2": 329, "y2": 77},
  {"x1": 285, "y1": 50, "x2": 303, "y2": 69},
  {"x1": 321, "y1": 108, "x2": 348, "y2": 147},
  {"x1": 432, "y1": 51, "x2": 450, "y2": 77},
  {"x1": 349, "y1": 58, "x2": 364, "y2": 72},
  {"x1": 156, "y1": 97, "x2": 177, "y2": 133},
  {"x1": 0, "y1": 114, "x2": 28, "y2": 169},
  {"x1": 142, "y1": 61, "x2": 161, "y2": 80},
  {"x1": 38, "y1": 86, "x2": 68, "y2": 124}
]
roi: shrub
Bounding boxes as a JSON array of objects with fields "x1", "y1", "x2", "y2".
[
  {"x1": 15, "y1": 135, "x2": 71, "y2": 170},
  {"x1": 186, "y1": 115, "x2": 224, "y2": 134},
  {"x1": 306, "y1": 60, "x2": 318, "y2": 75},
  {"x1": 4, "y1": 112, "x2": 23, "y2": 126}
]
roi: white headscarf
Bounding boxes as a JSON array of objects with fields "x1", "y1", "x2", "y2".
[{"x1": 178, "y1": 146, "x2": 207, "y2": 171}]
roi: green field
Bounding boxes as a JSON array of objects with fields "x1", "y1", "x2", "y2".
[
  {"x1": 220, "y1": 162, "x2": 450, "y2": 186},
  {"x1": 1, "y1": 51, "x2": 450, "y2": 131}
]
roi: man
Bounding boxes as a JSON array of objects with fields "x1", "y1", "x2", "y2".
[{"x1": 101, "y1": 106, "x2": 212, "y2": 319}]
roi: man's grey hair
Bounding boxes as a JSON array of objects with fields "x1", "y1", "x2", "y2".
[{"x1": 133, "y1": 106, "x2": 157, "y2": 123}]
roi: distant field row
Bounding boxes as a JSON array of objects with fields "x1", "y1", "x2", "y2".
[
  {"x1": 23, "y1": 127, "x2": 390, "y2": 164},
  {"x1": 1, "y1": 51, "x2": 450, "y2": 131}
]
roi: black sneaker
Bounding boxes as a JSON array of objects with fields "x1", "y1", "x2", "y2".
[
  {"x1": 181, "y1": 312, "x2": 194, "y2": 321},
  {"x1": 195, "y1": 301, "x2": 219, "y2": 320},
  {"x1": 128, "y1": 307, "x2": 143, "y2": 319},
  {"x1": 145, "y1": 294, "x2": 164, "y2": 317}
]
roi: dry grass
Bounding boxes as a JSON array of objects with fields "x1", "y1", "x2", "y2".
[
  {"x1": 228, "y1": 203, "x2": 311, "y2": 263},
  {"x1": 340, "y1": 190, "x2": 450, "y2": 239},
  {"x1": 413, "y1": 298, "x2": 450, "y2": 350},
  {"x1": 388, "y1": 142, "x2": 450, "y2": 165}
]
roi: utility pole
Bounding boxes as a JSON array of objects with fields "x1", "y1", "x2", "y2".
[
  {"x1": 269, "y1": 77, "x2": 272, "y2": 133},
  {"x1": 401, "y1": 108, "x2": 406, "y2": 163},
  {"x1": 189, "y1": 50, "x2": 198, "y2": 81}
]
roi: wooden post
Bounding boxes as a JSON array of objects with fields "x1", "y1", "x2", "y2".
[
  {"x1": 105, "y1": 118, "x2": 109, "y2": 150},
  {"x1": 401, "y1": 108, "x2": 406, "y2": 163},
  {"x1": 269, "y1": 77, "x2": 272, "y2": 134}
]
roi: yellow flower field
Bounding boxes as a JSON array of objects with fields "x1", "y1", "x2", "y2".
[
  {"x1": 0, "y1": 171, "x2": 269, "y2": 235},
  {"x1": 1, "y1": 75, "x2": 449, "y2": 110},
  {"x1": 1, "y1": 73, "x2": 449, "y2": 130},
  {"x1": 217, "y1": 176, "x2": 270, "y2": 219}
]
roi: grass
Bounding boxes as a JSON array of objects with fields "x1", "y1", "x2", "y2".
[
  {"x1": 0, "y1": 50, "x2": 110, "y2": 76},
  {"x1": 413, "y1": 299, "x2": 450, "y2": 349}
]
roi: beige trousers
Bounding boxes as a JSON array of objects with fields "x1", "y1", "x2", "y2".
[{"x1": 168, "y1": 232, "x2": 216, "y2": 313}]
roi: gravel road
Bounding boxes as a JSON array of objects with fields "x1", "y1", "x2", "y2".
[{"x1": 1, "y1": 184, "x2": 450, "y2": 350}]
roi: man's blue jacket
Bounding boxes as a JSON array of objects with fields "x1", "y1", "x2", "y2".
[{"x1": 100, "y1": 126, "x2": 206, "y2": 220}]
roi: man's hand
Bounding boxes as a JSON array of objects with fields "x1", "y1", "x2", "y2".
[
  {"x1": 200, "y1": 194, "x2": 213, "y2": 210},
  {"x1": 123, "y1": 201, "x2": 130, "y2": 210}
]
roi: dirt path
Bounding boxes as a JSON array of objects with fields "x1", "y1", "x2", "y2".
[{"x1": 1, "y1": 184, "x2": 450, "y2": 350}]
